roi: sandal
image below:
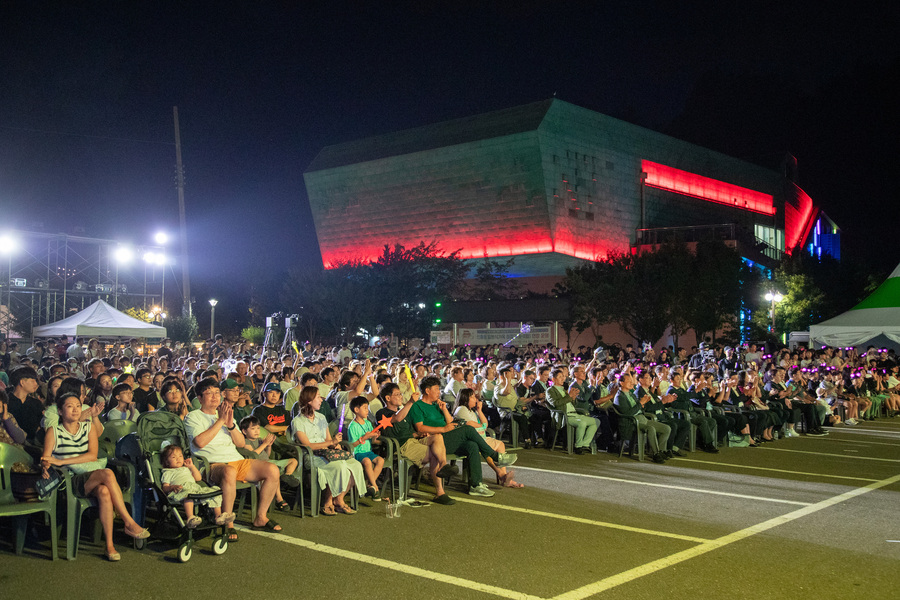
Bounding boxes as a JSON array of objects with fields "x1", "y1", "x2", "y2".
[
  {"x1": 274, "y1": 500, "x2": 290, "y2": 512},
  {"x1": 321, "y1": 505, "x2": 336, "y2": 516},
  {"x1": 334, "y1": 505, "x2": 356, "y2": 515},
  {"x1": 250, "y1": 519, "x2": 282, "y2": 532},
  {"x1": 226, "y1": 527, "x2": 239, "y2": 542},
  {"x1": 500, "y1": 471, "x2": 525, "y2": 488}
]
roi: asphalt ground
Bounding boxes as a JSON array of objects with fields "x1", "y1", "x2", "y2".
[{"x1": 3, "y1": 419, "x2": 900, "y2": 600}]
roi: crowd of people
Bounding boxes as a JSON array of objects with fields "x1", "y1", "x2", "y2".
[{"x1": 2, "y1": 332, "x2": 899, "y2": 559}]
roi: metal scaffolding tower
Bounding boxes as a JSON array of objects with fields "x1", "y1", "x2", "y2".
[{"x1": 0, "y1": 230, "x2": 170, "y2": 340}]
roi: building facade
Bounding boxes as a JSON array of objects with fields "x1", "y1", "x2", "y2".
[{"x1": 305, "y1": 99, "x2": 834, "y2": 286}]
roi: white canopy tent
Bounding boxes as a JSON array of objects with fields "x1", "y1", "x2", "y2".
[
  {"x1": 809, "y1": 262, "x2": 900, "y2": 348},
  {"x1": 32, "y1": 299, "x2": 167, "y2": 339}
]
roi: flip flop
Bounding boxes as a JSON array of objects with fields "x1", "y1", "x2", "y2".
[
  {"x1": 250, "y1": 519, "x2": 282, "y2": 532},
  {"x1": 334, "y1": 505, "x2": 356, "y2": 515},
  {"x1": 321, "y1": 505, "x2": 336, "y2": 516}
]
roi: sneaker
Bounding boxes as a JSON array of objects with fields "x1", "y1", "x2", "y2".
[
  {"x1": 432, "y1": 493, "x2": 456, "y2": 505},
  {"x1": 672, "y1": 449, "x2": 688, "y2": 457},
  {"x1": 806, "y1": 430, "x2": 826, "y2": 437},
  {"x1": 280, "y1": 474, "x2": 301, "y2": 488},
  {"x1": 495, "y1": 453, "x2": 518, "y2": 467},
  {"x1": 652, "y1": 453, "x2": 667, "y2": 464},
  {"x1": 468, "y1": 483, "x2": 495, "y2": 497},
  {"x1": 845, "y1": 418, "x2": 857, "y2": 426}
]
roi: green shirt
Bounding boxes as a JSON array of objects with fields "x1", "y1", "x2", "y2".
[{"x1": 408, "y1": 400, "x2": 446, "y2": 428}]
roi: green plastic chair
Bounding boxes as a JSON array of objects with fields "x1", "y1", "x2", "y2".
[
  {"x1": 98, "y1": 419, "x2": 138, "y2": 458},
  {"x1": 0, "y1": 443, "x2": 59, "y2": 560}
]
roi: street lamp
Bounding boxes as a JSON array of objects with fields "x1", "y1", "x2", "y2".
[
  {"x1": 113, "y1": 246, "x2": 133, "y2": 309},
  {"x1": 0, "y1": 233, "x2": 19, "y2": 338},
  {"x1": 209, "y1": 299, "x2": 218, "y2": 339},
  {"x1": 154, "y1": 232, "x2": 168, "y2": 245},
  {"x1": 764, "y1": 291, "x2": 784, "y2": 334}
]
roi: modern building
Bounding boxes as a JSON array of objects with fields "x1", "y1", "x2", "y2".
[{"x1": 304, "y1": 99, "x2": 837, "y2": 290}]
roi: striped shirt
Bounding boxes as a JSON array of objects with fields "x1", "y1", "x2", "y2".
[{"x1": 52, "y1": 421, "x2": 91, "y2": 460}]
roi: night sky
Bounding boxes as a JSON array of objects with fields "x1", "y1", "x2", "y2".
[{"x1": 2, "y1": 2, "x2": 898, "y2": 332}]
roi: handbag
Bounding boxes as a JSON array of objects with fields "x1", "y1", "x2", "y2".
[
  {"x1": 314, "y1": 447, "x2": 353, "y2": 461},
  {"x1": 34, "y1": 467, "x2": 63, "y2": 500}
]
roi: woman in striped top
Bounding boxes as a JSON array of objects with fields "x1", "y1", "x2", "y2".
[{"x1": 41, "y1": 393, "x2": 149, "y2": 561}]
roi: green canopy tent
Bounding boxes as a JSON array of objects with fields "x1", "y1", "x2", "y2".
[{"x1": 809, "y1": 262, "x2": 900, "y2": 349}]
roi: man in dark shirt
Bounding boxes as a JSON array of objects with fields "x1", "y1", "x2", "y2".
[{"x1": 7, "y1": 366, "x2": 44, "y2": 443}]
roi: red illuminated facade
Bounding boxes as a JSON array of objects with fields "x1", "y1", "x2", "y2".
[{"x1": 305, "y1": 99, "x2": 830, "y2": 277}]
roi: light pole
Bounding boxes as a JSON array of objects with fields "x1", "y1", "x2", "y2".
[
  {"x1": 0, "y1": 233, "x2": 18, "y2": 338},
  {"x1": 143, "y1": 250, "x2": 167, "y2": 314},
  {"x1": 113, "y1": 246, "x2": 133, "y2": 309},
  {"x1": 209, "y1": 299, "x2": 218, "y2": 339},
  {"x1": 764, "y1": 291, "x2": 784, "y2": 334}
]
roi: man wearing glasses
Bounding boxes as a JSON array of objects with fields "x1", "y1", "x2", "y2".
[{"x1": 185, "y1": 377, "x2": 283, "y2": 539}]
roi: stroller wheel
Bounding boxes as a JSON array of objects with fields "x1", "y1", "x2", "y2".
[
  {"x1": 178, "y1": 542, "x2": 193, "y2": 563},
  {"x1": 212, "y1": 537, "x2": 228, "y2": 556}
]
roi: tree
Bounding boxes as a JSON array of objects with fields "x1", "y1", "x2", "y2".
[
  {"x1": 165, "y1": 314, "x2": 199, "y2": 346},
  {"x1": 467, "y1": 258, "x2": 524, "y2": 300},
  {"x1": 682, "y1": 240, "x2": 748, "y2": 344},
  {"x1": 124, "y1": 307, "x2": 151, "y2": 322},
  {"x1": 240, "y1": 326, "x2": 265, "y2": 345}
]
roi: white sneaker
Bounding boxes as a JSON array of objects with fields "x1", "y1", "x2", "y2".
[
  {"x1": 845, "y1": 418, "x2": 857, "y2": 426},
  {"x1": 468, "y1": 483, "x2": 495, "y2": 497}
]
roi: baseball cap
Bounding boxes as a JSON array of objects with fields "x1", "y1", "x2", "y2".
[
  {"x1": 219, "y1": 379, "x2": 239, "y2": 390},
  {"x1": 262, "y1": 382, "x2": 283, "y2": 395}
]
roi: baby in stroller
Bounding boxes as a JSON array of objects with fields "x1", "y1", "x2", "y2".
[{"x1": 161, "y1": 444, "x2": 234, "y2": 528}]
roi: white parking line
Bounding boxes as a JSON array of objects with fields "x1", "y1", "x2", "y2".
[
  {"x1": 669, "y1": 457, "x2": 880, "y2": 482},
  {"x1": 237, "y1": 527, "x2": 544, "y2": 600},
  {"x1": 512, "y1": 465, "x2": 811, "y2": 506},
  {"x1": 551, "y1": 472, "x2": 900, "y2": 600},
  {"x1": 760, "y1": 447, "x2": 900, "y2": 462},
  {"x1": 408, "y1": 490, "x2": 709, "y2": 543}
]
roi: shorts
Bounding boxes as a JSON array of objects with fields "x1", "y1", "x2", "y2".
[
  {"x1": 225, "y1": 459, "x2": 254, "y2": 482},
  {"x1": 354, "y1": 451, "x2": 378, "y2": 463},
  {"x1": 399, "y1": 438, "x2": 429, "y2": 465}
]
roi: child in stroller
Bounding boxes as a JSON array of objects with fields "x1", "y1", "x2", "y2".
[{"x1": 160, "y1": 444, "x2": 234, "y2": 528}]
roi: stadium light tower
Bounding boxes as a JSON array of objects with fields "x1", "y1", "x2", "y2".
[{"x1": 0, "y1": 233, "x2": 19, "y2": 338}]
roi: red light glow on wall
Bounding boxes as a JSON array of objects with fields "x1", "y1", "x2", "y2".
[
  {"x1": 641, "y1": 160, "x2": 776, "y2": 216},
  {"x1": 320, "y1": 236, "x2": 615, "y2": 269},
  {"x1": 784, "y1": 182, "x2": 816, "y2": 255}
]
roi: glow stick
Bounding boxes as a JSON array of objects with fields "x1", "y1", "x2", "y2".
[{"x1": 338, "y1": 402, "x2": 348, "y2": 433}]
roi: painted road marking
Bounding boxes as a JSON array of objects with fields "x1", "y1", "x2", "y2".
[
  {"x1": 824, "y1": 437, "x2": 900, "y2": 447},
  {"x1": 237, "y1": 527, "x2": 544, "y2": 600},
  {"x1": 550, "y1": 472, "x2": 900, "y2": 600},
  {"x1": 670, "y1": 457, "x2": 880, "y2": 482},
  {"x1": 408, "y1": 490, "x2": 709, "y2": 543},
  {"x1": 512, "y1": 465, "x2": 811, "y2": 506},
  {"x1": 760, "y1": 447, "x2": 900, "y2": 463}
]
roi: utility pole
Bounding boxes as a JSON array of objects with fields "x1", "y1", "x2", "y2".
[{"x1": 173, "y1": 107, "x2": 192, "y2": 317}]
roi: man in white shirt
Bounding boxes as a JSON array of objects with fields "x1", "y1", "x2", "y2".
[{"x1": 185, "y1": 378, "x2": 283, "y2": 537}]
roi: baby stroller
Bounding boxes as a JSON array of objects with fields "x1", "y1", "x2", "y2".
[{"x1": 135, "y1": 411, "x2": 229, "y2": 562}]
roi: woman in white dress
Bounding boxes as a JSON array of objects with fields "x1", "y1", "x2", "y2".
[{"x1": 291, "y1": 386, "x2": 365, "y2": 516}]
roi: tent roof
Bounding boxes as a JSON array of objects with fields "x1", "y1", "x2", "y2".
[
  {"x1": 809, "y1": 262, "x2": 900, "y2": 347},
  {"x1": 32, "y1": 300, "x2": 167, "y2": 338}
]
